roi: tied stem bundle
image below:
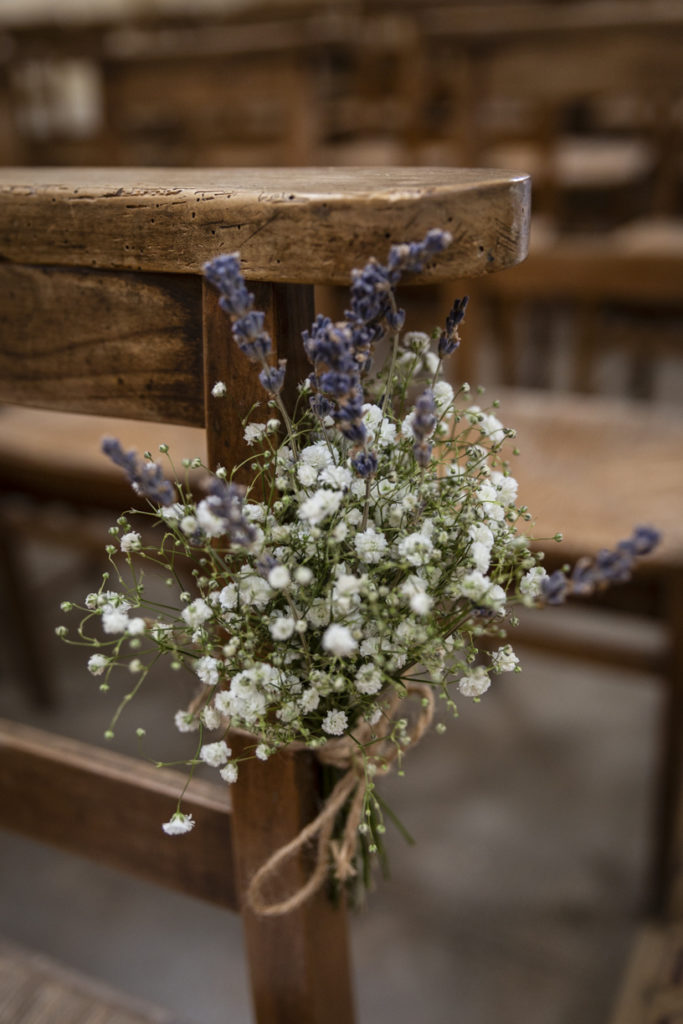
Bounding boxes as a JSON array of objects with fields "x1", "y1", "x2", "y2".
[{"x1": 246, "y1": 681, "x2": 435, "y2": 917}]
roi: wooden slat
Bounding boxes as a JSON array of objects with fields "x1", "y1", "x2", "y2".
[
  {"x1": 0, "y1": 167, "x2": 530, "y2": 283},
  {"x1": 0, "y1": 718, "x2": 238, "y2": 911},
  {"x1": 0, "y1": 408, "x2": 206, "y2": 507},
  {"x1": 0, "y1": 939, "x2": 180, "y2": 1024},
  {"x1": 494, "y1": 388, "x2": 683, "y2": 567},
  {"x1": 0, "y1": 265, "x2": 203, "y2": 423}
]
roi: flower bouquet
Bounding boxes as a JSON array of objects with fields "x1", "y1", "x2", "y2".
[{"x1": 60, "y1": 229, "x2": 658, "y2": 913}]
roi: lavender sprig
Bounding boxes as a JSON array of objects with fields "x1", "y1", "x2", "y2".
[{"x1": 541, "y1": 525, "x2": 661, "y2": 605}]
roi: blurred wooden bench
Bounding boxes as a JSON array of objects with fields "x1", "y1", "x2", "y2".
[{"x1": 0, "y1": 166, "x2": 530, "y2": 1023}]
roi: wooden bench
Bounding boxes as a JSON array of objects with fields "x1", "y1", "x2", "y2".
[{"x1": 0, "y1": 166, "x2": 530, "y2": 1023}]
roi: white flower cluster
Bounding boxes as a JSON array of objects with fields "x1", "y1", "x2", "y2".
[{"x1": 64, "y1": 248, "x2": 555, "y2": 882}]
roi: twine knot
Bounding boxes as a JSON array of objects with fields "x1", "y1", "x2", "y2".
[{"x1": 246, "y1": 681, "x2": 435, "y2": 916}]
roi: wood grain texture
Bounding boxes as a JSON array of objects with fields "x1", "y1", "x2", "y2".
[
  {"x1": 0, "y1": 167, "x2": 530, "y2": 283},
  {"x1": 229, "y1": 734, "x2": 355, "y2": 1024},
  {"x1": 496, "y1": 388, "x2": 683, "y2": 568},
  {"x1": 0, "y1": 264, "x2": 204, "y2": 423},
  {"x1": 0, "y1": 718, "x2": 238, "y2": 910}
]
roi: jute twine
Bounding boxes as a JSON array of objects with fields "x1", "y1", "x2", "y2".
[{"x1": 244, "y1": 681, "x2": 435, "y2": 917}]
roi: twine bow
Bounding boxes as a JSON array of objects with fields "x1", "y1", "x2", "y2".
[{"x1": 246, "y1": 681, "x2": 435, "y2": 917}]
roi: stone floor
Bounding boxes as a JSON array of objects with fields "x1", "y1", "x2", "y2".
[{"x1": 0, "y1": 540, "x2": 663, "y2": 1024}]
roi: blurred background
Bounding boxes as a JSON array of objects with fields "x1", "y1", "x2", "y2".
[{"x1": 0, "y1": 1, "x2": 682, "y2": 1022}]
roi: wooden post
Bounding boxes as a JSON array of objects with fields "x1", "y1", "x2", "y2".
[{"x1": 201, "y1": 279, "x2": 356, "y2": 1023}]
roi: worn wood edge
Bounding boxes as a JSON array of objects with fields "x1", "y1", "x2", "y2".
[
  {"x1": 0, "y1": 167, "x2": 530, "y2": 282},
  {"x1": 0, "y1": 717, "x2": 238, "y2": 910}
]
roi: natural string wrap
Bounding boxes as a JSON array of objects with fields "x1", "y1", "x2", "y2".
[{"x1": 244, "y1": 681, "x2": 435, "y2": 917}]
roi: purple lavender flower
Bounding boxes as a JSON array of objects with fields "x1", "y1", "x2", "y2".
[
  {"x1": 102, "y1": 438, "x2": 176, "y2": 507},
  {"x1": 259, "y1": 359, "x2": 287, "y2": 395},
  {"x1": 204, "y1": 254, "x2": 253, "y2": 317},
  {"x1": 351, "y1": 451, "x2": 378, "y2": 478},
  {"x1": 438, "y1": 296, "x2": 469, "y2": 358},
  {"x1": 203, "y1": 478, "x2": 256, "y2": 548},
  {"x1": 204, "y1": 254, "x2": 282, "y2": 392},
  {"x1": 411, "y1": 389, "x2": 437, "y2": 467},
  {"x1": 541, "y1": 525, "x2": 660, "y2": 605}
]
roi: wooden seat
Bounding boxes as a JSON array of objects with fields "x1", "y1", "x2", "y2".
[{"x1": 0, "y1": 166, "x2": 529, "y2": 1023}]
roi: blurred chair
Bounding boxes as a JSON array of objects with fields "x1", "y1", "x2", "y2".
[
  {"x1": 470, "y1": 231, "x2": 683, "y2": 913},
  {"x1": 0, "y1": 165, "x2": 529, "y2": 1022}
]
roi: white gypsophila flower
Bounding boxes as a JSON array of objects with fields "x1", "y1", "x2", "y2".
[
  {"x1": 299, "y1": 688, "x2": 320, "y2": 712},
  {"x1": 360, "y1": 635, "x2": 380, "y2": 658},
  {"x1": 433, "y1": 380, "x2": 454, "y2": 412},
  {"x1": 174, "y1": 709, "x2": 199, "y2": 733},
  {"x1": 126, "y1": 617, "x2": 146, "y2": 637},
  {"x1": 200, "y1": 705, "x2": 222, "y2": 730},
  {"x1": 151, "y1": 621, "x2": 173, "y2": 641},
  {"x1": 410, "y1": 590, "x2": 433, "y2": 616},
  {"x1": 458, "y1": 570, "x2": 493, "y2": 602},
  {"x1": 468, "y1": 406, "x2": 506, "y2": 444},
  {"x1": 160, "y1": 503, "x2": 183, "y2": 522},
  {"x1": 469, "y1": 522, "x2": 494, "y2": 550},
  {"x1": 182, "y1": 598, "x2": 212, "y2": 629},
  {"x1": 120, "y1": 532, "x2": 141, "y2": 553},
  {"x1": 469, "y1": 542, "x2": 491, "y2": 574},
  {"x1": 398, "y1": 531, "x2": 434, "y2": 567},
  {"x1": 196, "y1": 500, "x2": 226, "y2": 538},
  {"x1": 491, "y1": 471, "x2": 519, "y2": 506},
  {"x1": 298, "y1": 488, "x2": 343, "y2": 526},
  {"x1": 255, "y1": 744, "x2": 270, "y2": 761},
  {"x1": 87, "y1": 653, "x2": 109, "y2": 676},
  {"x1": 322, "y1": 709, "x2": 348, "y2": 736},
  {"x1": 355, "y1": 663, "x2": 383, "y2": 695},
  {"x1": 101, "y1": 607, "x2": 129, "y2": 634},
  {"x1": 307, "y1": 598, "x2": 330, "y2": 628},
  {"x1": 297, "y1": 462, "x2": 319, "y2": 487},
  {"x1": 334, "y1": 573, "x2": 364, "y2": 599},
  {"x1": 239, "y1": 573, "x2": 273, "y2": 609},
  {"x1": 477, "y1": 482, "x2": 505, "y2": 523},
  {"x1": 200, "y1": 740, "x2": 231, "y2": 768},
  {"x1": 490, "y1": 645, "x2": 519, "y2": 674},
  {"x1": 331, "y1": 520, "x2": 348, "y2": 544},
  {"x1": 270, "y1": 615, "x2": 295, "y2": 641},
  {"x1": 321, "y1": 464, "x2": 352, "y2": 490},
  {"x1": 162, "y1": 812, "x2": 195, "y2": 835},
  {"x1": 519, "y1": 566, "x2": 548, "y2": 606},
  {"x1": 266, "y1": 418, "x2": 280, "y2": 433},
  {"x1": 243, "y1": 502, "x2": 266, "y2": 523},
  {"x1": 219, "y1": 583, "x2": 238, "y2": 610},
  {"x1": 268, "y1": 565, "x2": 291, "y2": 590},
  {"x1": 354, "y1": 527, "x2": 388, "y2": 564},
  {"x1": 180, "y1": 515, "x2": 199, "y2": 536},
  {"x1": 345, "y1": 507, "x2": 363, "y2": 526},
  {"x1": 322, "y1": 623, "x2": 358, "y2": 657},
  {"x1": 211, "y1": 381, "x2": 227, "y2": 397},
  {"x1": 294, "y1": 565, "x2": 313, "y2": 585},
  {"x1": 243, "y1": 422, "x2": 267, "y2": 445},
  {"x1": 220, "y1": 763, "x2": 239, "y2": 784},
  {"x1": 401, "y1": 411, "x2": 417, "y2": 440},
  {"x1": 194, "y1": 655, "x2": 220, "y2": 686},
  {"x1": 299, "y1": 441, "x2": 335, "y2": 470},
  {"x1": 458, "y1": 665, "x2": 491, "y2": 697}
]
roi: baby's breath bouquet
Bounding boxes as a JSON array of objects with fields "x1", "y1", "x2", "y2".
[{"x1": 61, "y1": 229, "x2": 658, "y2": 911}]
